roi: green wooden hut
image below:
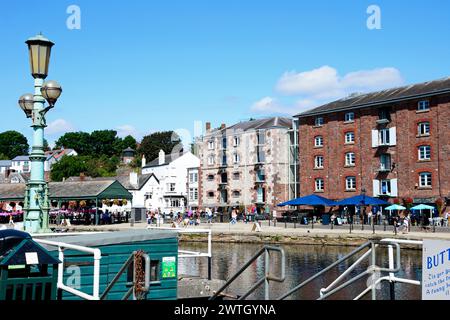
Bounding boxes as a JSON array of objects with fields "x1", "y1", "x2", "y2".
[{"x1": 41, "y1": 230, "x2": 178, "y2": 300}]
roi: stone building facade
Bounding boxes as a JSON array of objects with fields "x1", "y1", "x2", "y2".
[
  {"x1": 296, "y1": 77, "x2": 450, "y2": 207},
  {"x1": 195, "y1": 117, "x2": 296, "y2": 214}
]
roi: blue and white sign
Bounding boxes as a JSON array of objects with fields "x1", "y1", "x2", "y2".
[{"x1": 422, "y1": 240, "x2": 450, "y2": 300}]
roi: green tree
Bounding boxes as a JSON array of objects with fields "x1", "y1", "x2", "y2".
[
  {"x1": 90, "y1": 130, "x2": 118, "y2": 157},
  {"x1": 138, "y1": 131, "x2": 181, "y2": 162},
  {"x1": 55, "y1": 132, "x2": 92, "y2": 155},
  {"x1": 43, "y1": 139, "x2": 50, "y2": 152},
  {"x1": 0, "y1": 131, "x2": 29, "y2": 159},
  {"x1": 50, "y1": 156, "x2": 89, "y2": 181},
  {"x1": 50, "y1": 155, "x2": 120, "y2": 181}
]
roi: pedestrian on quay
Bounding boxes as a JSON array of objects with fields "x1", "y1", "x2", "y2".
[
  {"x1": 230, "y1": 208, "x2": 237, "y2": 225},
  {"x1": 206, "y1": 208, "x2": 213, "y2": 224}
]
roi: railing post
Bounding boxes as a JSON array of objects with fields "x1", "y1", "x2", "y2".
[
  {"x1": 371, "y1": 242, "x2": 376, "y2": 301},
  {"x1": 265, "y1": 248, "x2": 270, "y2": 300},
  {"x1": 388, "y1": 245, "x2": 395, "y2": 300}
]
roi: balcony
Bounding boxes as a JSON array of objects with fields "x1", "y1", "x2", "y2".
[{"x1": 376, "y1": 118, "x2": 390, "y2": 125}]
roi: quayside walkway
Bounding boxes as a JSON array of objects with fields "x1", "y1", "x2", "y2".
[{"x1": 52, "y1": 221, "x2": 450, "y2": 245}]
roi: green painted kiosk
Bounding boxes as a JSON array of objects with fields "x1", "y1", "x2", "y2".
[{"x1": 42, "y1": 229, "x2": 179, "y2": 300}]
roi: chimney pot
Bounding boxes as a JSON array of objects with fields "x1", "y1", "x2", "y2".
[
  {"x1": 206, "y1": 122, "x2": 211, "y2": 132},
  {"x1": 159, "y1": 149, "x2": 166, "y2": 165}
]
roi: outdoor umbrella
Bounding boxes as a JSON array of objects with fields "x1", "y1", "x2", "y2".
[
  {"x1": 385, "y1": 204, "x2": 406, "y2": 211},
  {"x1": 410, "y1": 204, "x2": 435, "y2": 221},
  {"x1": 277, "y1": 194, "x2": 337, "y2": 207},
  {"x1": 335, "y1": 194, "x2": 390, "y2": 206}
]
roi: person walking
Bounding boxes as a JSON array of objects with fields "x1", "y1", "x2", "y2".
[{"x1": 230, "y1": 208, "x2": 237, "y2": 225}]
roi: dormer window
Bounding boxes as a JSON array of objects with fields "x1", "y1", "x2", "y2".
[
  {"x1": 345, "y1": 112, "x2": 354, "y2": 122},
  {"x1": 315, "y1": 117, "x2": 324, "y2": 126},
  {"x1": 418, "y1": 100, "x2": 430, "y2": 111},
  {"x1": 378, "y1": 108, "x2": 391, "y2": 121}
]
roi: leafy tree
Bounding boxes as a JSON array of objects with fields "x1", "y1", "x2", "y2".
[
  {"x1": 50, "y1": 155, "x2": 120, "y2": 181},
  {"x1": 50, "y1": 156, "x2": 89, "y2": 181},
  {"x1": 43, "y1": 139, "x2": 50, "y2": 152},
  {"x1": 90, "y1": 130, "x2": 118, "y2": 157},
  {"x1": 138, "y1": 131, "x2": 181, "y2": 162},
  {"x1": 0, "y1": 131, "x2": 29, "y2": 159},
  {"x1": 55, "y1": 132, "x2": 92, "y2": 155},
  {"x1": 0, "y1": 153, "x2": 9, "y2": 160},
  {"x1": 122, "y1": 135, "x2": 137, "y2": 150}
]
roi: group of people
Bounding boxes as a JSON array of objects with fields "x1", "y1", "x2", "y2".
[{"x1": 146, "y1": 208, "x2": 215, "y2": 227}]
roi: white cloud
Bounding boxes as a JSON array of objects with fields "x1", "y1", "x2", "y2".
[
  {"x1": 276, "y1": 66, "x2": 403, "y2": 98},
  {"x1": 116, "y1": 125, "x2": 142, "y2": 139},
  {"x1": 46, "y1": 119, "x2": 76, "y2": 136},
  {"x1": 252, "y1": 66, "x2": 404, "y2": 115}
]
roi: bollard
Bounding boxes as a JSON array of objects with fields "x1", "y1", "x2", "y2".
[
  {"x1": 294, "y1": 219, "x2": 296, "y2": 229},
  {"x1": 284, "y1": 217, "x2": 287, "y2": 229},
  {"x1": 372, "y1": 220, "x2": 375, "y2": 234},
  {"x1": 384, "y1": 219, "x2": 387, "y2": 231}
]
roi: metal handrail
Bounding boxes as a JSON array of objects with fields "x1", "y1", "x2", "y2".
[
  {"x1": 34, "y1": 238, "x2": 102, "y2": 300},
  {"x1": 277, "y1": 241, "x2": 371, "y2": 300},
  {"x1": 148, "y1": 226, "x2": 213, "y2": 279},
  {"x1": 100, "y1": 251, "x2": 150, "y2": 300},
  {"x1": 278, "y1": 240, "x2": 402, "y2": 300},
  {"x1": 209, "y1": 246, "x2": 285, "y2": 300}
]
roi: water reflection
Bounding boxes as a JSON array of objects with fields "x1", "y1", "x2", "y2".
[{"x1": 179, "y1": 243, "x2": 422, "y2": 300}]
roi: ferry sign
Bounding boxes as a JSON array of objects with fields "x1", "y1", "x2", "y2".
[{"x1": 422, "y1": 240, "x2": 450, "y2": 300}]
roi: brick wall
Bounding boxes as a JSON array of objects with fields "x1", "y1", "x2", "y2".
[{"x1": 298, "y1": 94, "x2": 450, "y2": 202}]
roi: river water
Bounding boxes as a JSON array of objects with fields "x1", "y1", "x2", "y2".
[{"x1": 179, "y1": 242, "x2": 422, "y2": 300}]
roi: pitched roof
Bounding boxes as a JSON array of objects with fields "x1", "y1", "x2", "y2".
[
  {"x1": 11, "y1": 156, "x2": 30, "y2": 161},
  {"x1": 296, "y1": 77, "x2": 450, "y2": 118},
  {"x1": 143, "y1": 151, "x2": 189, "y2": 168},
  {"x1": 226, "y1": 117, "x2": 293, "y2": 131},
  {"x1": 0, "y1": 180, "x2": 132, "y2": 201},
  {"x1": 0, "y1": 160, "x2": 11, "y2": 167}
]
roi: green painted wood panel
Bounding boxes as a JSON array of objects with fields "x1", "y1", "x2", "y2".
[{"x1": 50, "y1": 237, "x2": 178, "y2": 300}]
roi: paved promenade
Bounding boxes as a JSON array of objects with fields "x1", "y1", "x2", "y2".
[{"x1": 55, "y1": 220, "x2": 450, "y2": 243}]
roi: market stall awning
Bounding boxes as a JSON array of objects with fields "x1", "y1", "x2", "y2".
[{"x1": 0, "y1": 180, "x2": 132, "y2": 202}]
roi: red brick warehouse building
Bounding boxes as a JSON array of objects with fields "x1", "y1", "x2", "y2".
[{"x1": 295, "y1": 77, "x2": 450, "y2": 209}]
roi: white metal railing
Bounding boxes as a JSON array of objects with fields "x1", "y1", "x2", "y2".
[
  {"x1": 318, "y1": 238, "x2": 422, "y2": 300},
  {"x1": 147, "y1": 226, "x2": 212, "y2": 279},
  {"x1": 353, "y1": 238, "x2": 422, "y2": 300},
  {"x1": 34, "y1": 238, "x2": 102, "y2": 300},
  {"x1": 147, "y1": 226, "x2": 212, "y2": 258}
]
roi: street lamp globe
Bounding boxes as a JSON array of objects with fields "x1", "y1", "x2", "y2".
[
  {"x1": 18, "y1": 93, "x2": 34, "y2": 118},
  {"x1": 25, "y1": 33, "x2": 54, "y2": 79},
  {"x1": 41, "y1": 80, "x2": 62, "y2": 106}
]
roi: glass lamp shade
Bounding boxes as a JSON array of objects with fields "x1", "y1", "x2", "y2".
[
  {"x1": 25, "y1": 34, "x2": 54, "y2": 79},
  {"x1": 41, "y1": 80, "x2": 62, "y2": 105},
  {"x1": 18, "y1": 93, "x2": 34, "y2": 118}
]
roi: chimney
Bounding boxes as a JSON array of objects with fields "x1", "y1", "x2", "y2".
[
  {"x1": 220, "y1": 123, "x2": 226, "y2": 130},
  {"x1": 158, "y1": 149, "x2": 165, "y2": 165},
  {"x1": 141, "y1": 154, "x2": 146, "y2": 168},
  {"x1": 206, "y1": 122, "x2": 211, "y2": 132},
  {"x1": 130, "y1": 171, "x2": 138, "y2": 187}
]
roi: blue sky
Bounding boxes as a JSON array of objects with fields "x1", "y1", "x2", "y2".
[{"x1": 1, "y1": 0, "x2": 449, "y2": 145}]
